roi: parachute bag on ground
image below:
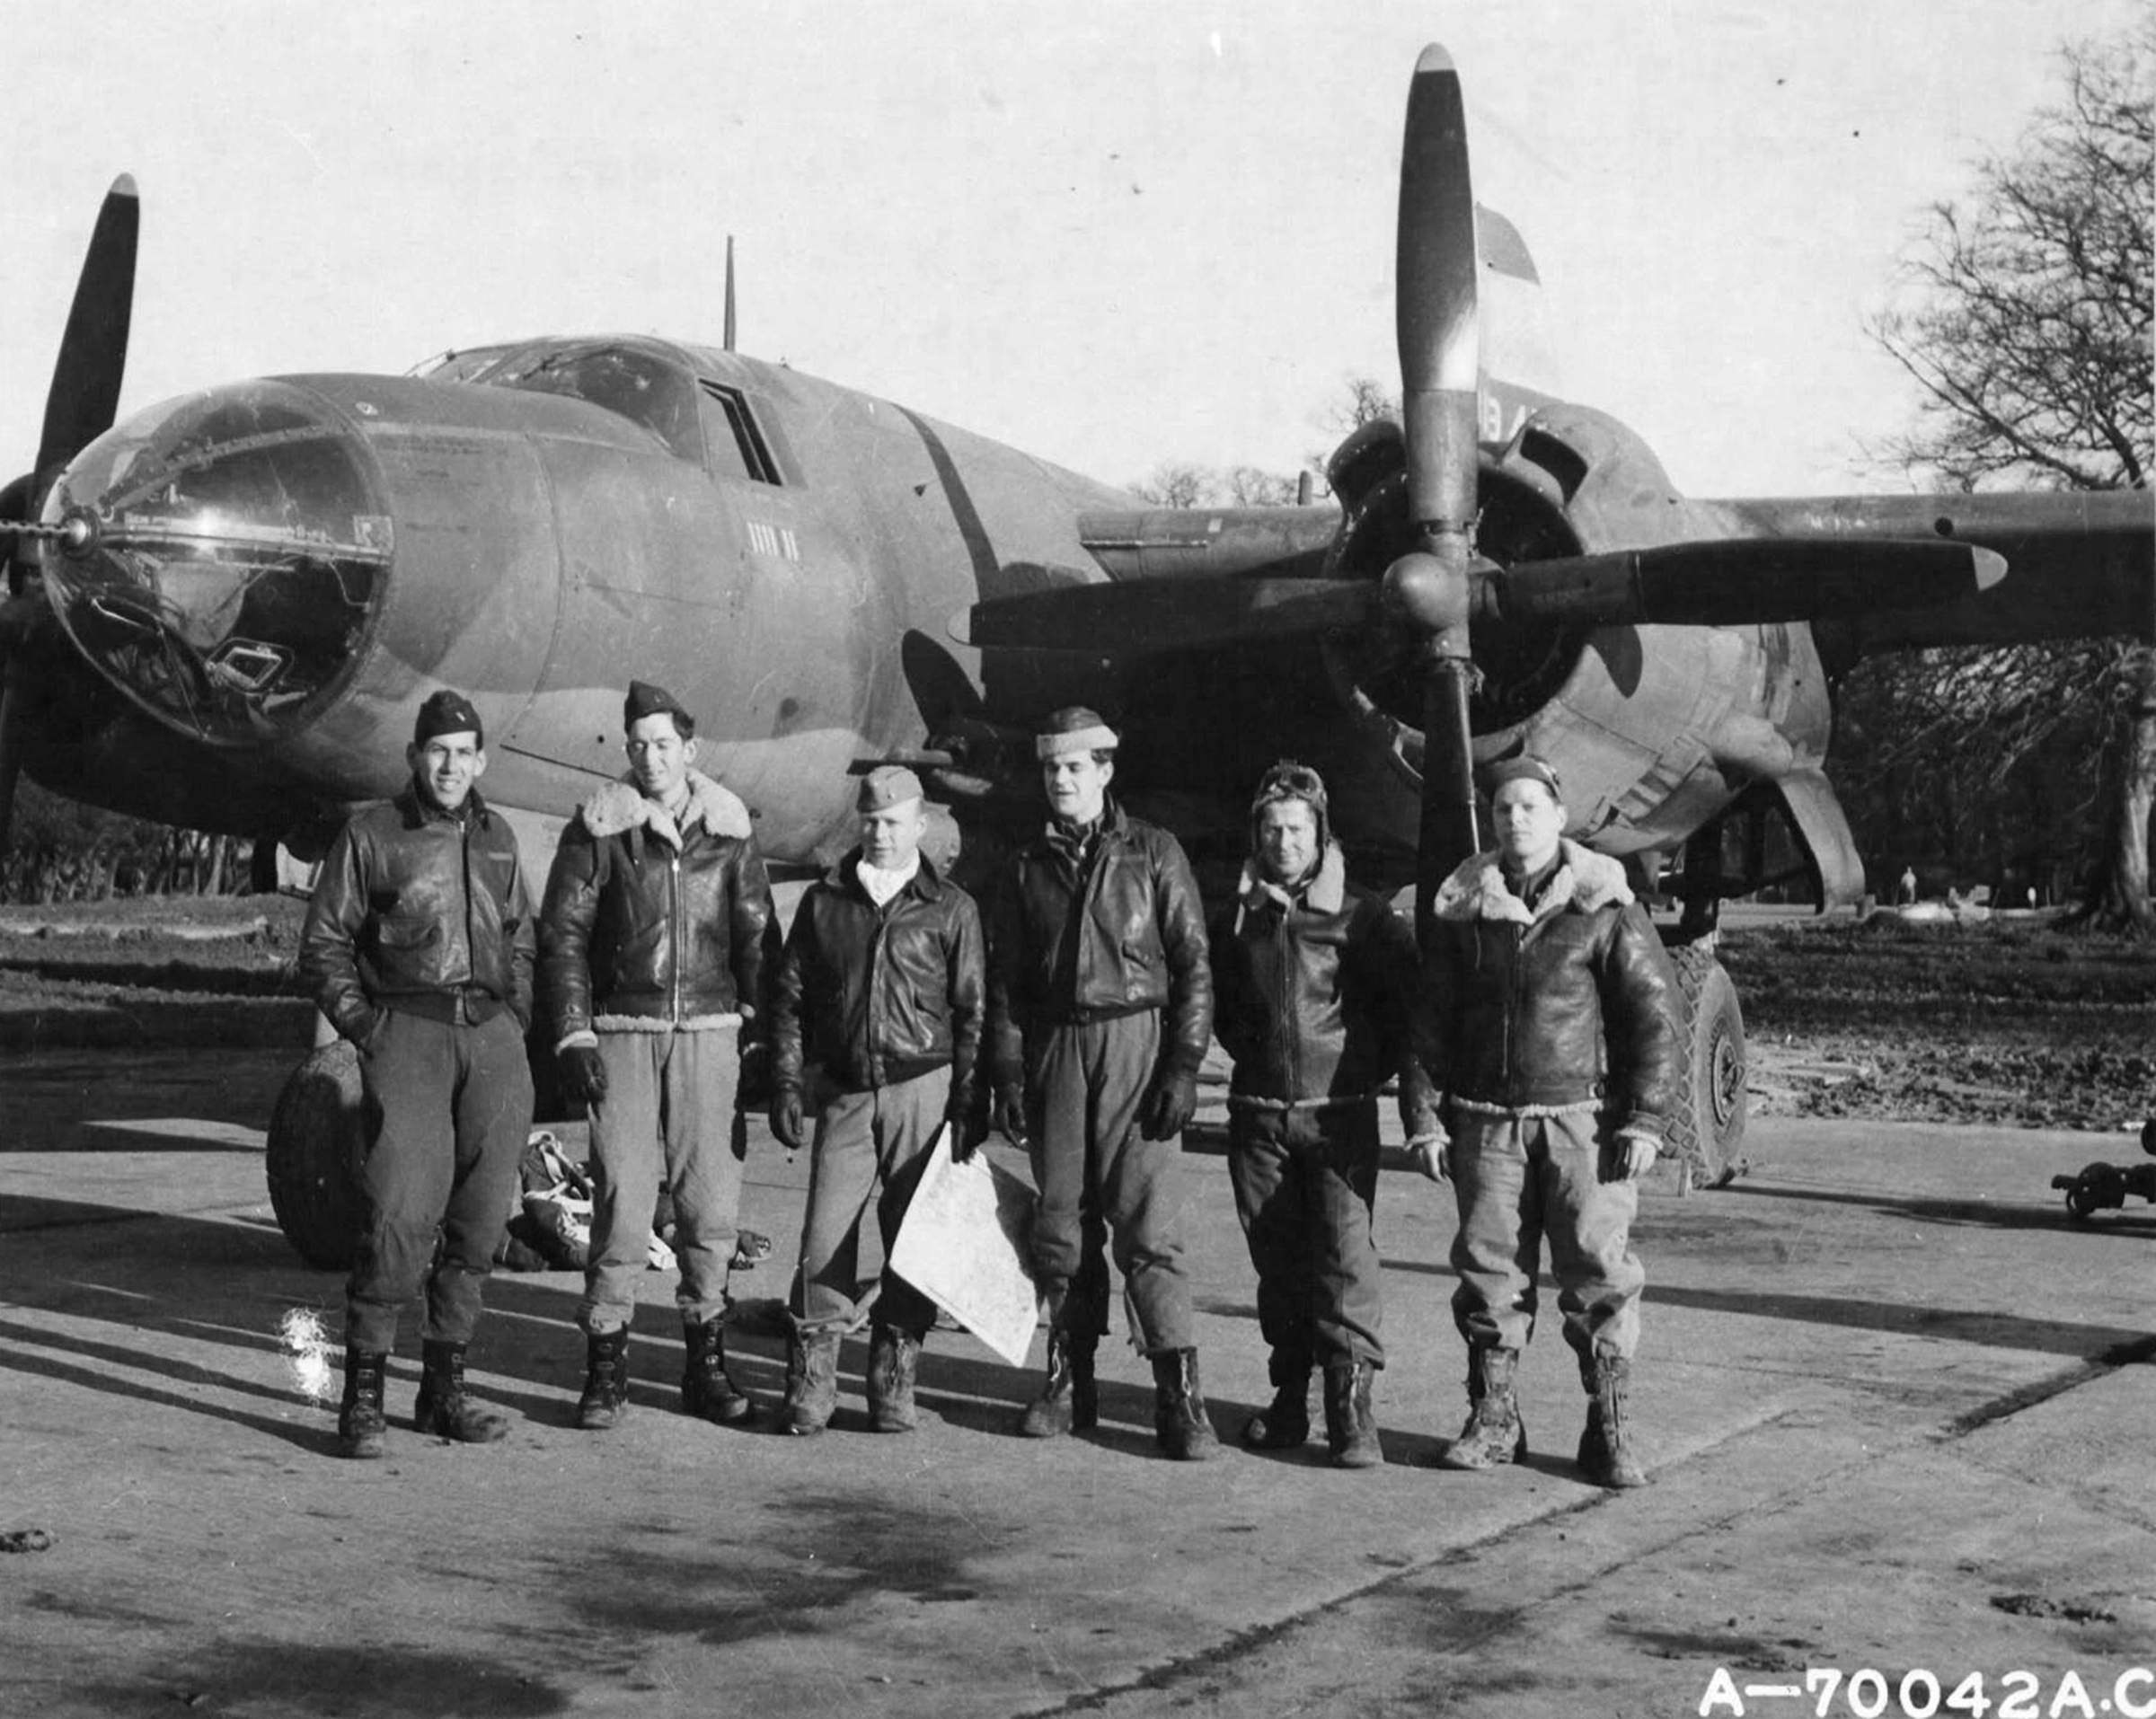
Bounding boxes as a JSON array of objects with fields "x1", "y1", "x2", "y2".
[{"x1": 265, "y1": 1040, "x2": 367, "y2": 1271}]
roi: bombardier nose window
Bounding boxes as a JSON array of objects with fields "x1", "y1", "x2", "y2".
[{"x1": 40, "y1": 382, "x2": 391, "y2": 745}]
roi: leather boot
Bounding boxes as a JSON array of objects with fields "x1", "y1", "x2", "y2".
[
  {"x1": 1323, "y1": 1357, "x2": 1383, "y2": 1469},
  {"x1": 1150, "y1": 1347, "x2": 1217, "y2": 1462},
  {"x1": 577, "y1": 1327, "x2": 632, "y2": 1431},
  {"x1": 1578, "y1": 1355, "x2": 1648, "y2": 1488},
  {"x1": 1240, "y1": 1352, "x2": 1312, "y2": 1450},
  {"x1": 413, "y1": 1339, "x2": 510, "y2": 1443},
  {"x1": 681, "y1": 1318, "x2": 755, "y2": 1425},
  {"x1": 1438, "y1": 1345, "x2": 1526, "y2": 1470},
  {"x1": 781, "y1": 1328, "x2": 840, "y2": 1436},
  {"x1": 337, "y1": 1346, "x2": 389, "y2": 1459},
  {"x1": 1016, "y1": 1331, "x2": 1096, "y2": 1438},
  {"x1": 867, "y1": 1324, "x2": 923, "y2": 1433}
]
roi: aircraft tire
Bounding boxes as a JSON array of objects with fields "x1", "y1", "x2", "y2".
[
  {"x1": 1665, "y1": 943, "x2": 1746, "y2": 1187},
  {"x1": 265, "y1": 1041, "x2": 366, "y2": 1271}
]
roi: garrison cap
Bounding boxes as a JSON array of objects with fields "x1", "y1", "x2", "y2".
[
  {"x1": 412, "y1": 689, "x2": 483, "y2": 747},
  {"x1": 857, "y1": 765, "x2": 925, "y2": 813},
  {"x1": 623, "y1": 679, "x2": 692, "y2": 732},
  {"x1": 1482, "y1": 755, "x2": 1564, "y2": 799},
  {"x1": 1036, "y1": 706, "x2": 1118, "y2": 759}
]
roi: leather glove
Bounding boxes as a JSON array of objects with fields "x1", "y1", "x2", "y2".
[
  {"x1": 770, "y1": 1086, "x2": 807, "y2": 1152},
  {"x1": 1139, "y1": 1068, "x2": 1197, "y2": 1141},
  {"x1": 992, "y1": 1081, "x2": 1028, "y2": 1150},
  {"x1": 559, "y1": 1045, "x2": 607, "y2": 1106},
  {"x1": 950, "y1": 1108, "x2": 989, "y2": 1164},
  {"x1": 736, "y1": 1037, "x2": 773, "y2": 1109}
]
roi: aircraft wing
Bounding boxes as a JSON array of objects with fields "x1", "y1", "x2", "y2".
[{"x1": 1707, "y1": 490, "x2": 2154, "y2": 657}]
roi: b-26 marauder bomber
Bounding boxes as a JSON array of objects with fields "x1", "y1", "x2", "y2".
[{"x1": 0, "y1": 46, "x2": 2148, "y2": 1236}]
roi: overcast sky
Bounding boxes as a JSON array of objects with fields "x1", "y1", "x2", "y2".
[{"x1": 4, "y1": 0, "x2": 2143, "y2": 500}]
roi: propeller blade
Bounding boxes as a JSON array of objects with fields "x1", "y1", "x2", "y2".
[
  {"x1": 1415, "y1": 659, "x2": 1481, "y2": 944},
  {"x1": 36, "y1": 174, "x2": 138, "y2": 480},
  {"x1": 1392, "y1": 45, "x2": 1486, "y2": 944},
  {"x1": 1482, "y1": 538, "x2": 2009, "y2": 630},
  {"x1": 1396, "y1": 44, "x2": 1480, "y2": 538},
  {"x1": 964, "y1": 577, "x2": 1371, "y2": 656}
]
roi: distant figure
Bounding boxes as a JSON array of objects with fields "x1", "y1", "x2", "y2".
[
  {"x1": 1897, "y1": 866, "x2": 1918, "y2": 904},
  {"x1": 300, "y1": 690, "x2": 535, "y2": 1460}
]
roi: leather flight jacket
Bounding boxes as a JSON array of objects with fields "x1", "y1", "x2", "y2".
[
  {"x1": 538, "y1": 771, "x2": 775, "y2": 1042},
  {"x1": 1209, "y1": 845, "x2": 1438, "y2": 1132},
  {"x1": 1418, "y1": 840, "x2": 1680, "y2": 1135},
  {"x1": 987, "y1": 798, "x2": 1213, "y2": 1084},
  {"x1": 770, "y1": 849, "x2": 985, "y2": 1118},
  {"x1": 301, "y1": 784, "x2": 535, "y2": 1045}
]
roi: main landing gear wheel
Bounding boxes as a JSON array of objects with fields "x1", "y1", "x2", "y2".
[
  {"x1": 1665, "y1": 942, "x2": 1745, "y2": 1192},
  {"x1": 265, "y1": 1041, "x2": 367, "y2": 1271}
]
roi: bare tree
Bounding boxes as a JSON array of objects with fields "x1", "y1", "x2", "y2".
[
  {"x1": 1224, "y1": 465, "x2": 1300, "y2": 507},
  {"x1": 1129, "y1": 463, "x2": 1220, "y2": 509},
  {"x1": 1861, "y1": 25, "x2": 2154, "y2": 928},
  {"x1": 1130, "y1": 460, "x2": 1306, "y2": 509}
]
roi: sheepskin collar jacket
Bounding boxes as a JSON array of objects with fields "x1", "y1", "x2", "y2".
[
  {"x1": 537, "y1": 770, "x2": 776, "y2": 1044},
  {"x1": 1420, "y1": 840, "x2": 1680, "y2": 1133},
  {"x1": 1209, "y1": 846, "x2": 1435, "y2": 1128}
]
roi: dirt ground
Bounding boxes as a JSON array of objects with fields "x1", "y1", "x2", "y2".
[
  {"x1": 1723, "y1": 912, "x2": 2156, "y2": 1133},
  {"x1": 3, "y1": 895, "x2": 2147, "y2": 1133}
]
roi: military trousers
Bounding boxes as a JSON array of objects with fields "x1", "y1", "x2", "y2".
[
  {"x1": 1025, "y1": 1009, "x2": 1193, "y2": 1355},
  {"x1": 579, "y1": 1025, "x2": 744, "y2": 1335},
  {"x1": 1228, "y1": 1098, "x2": 1383, "y2": 1371},
  {"x1": 790, "y1": 1064, "x2": 950, "y2": 1339},
  {"x1": 346, "y1": 1007, "x2": 535, "y2": 1353},
  {"x1": 1448, "y1": 1106, "x2": 1644, "y2": 1371}
]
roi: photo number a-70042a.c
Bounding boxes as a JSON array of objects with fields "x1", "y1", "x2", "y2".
[{"x1": 1694, "y1": 1664, "x2": 2156, "y2": 1719}]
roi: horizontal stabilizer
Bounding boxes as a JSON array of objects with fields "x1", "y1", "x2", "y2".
[
  {"x1": 1488, "y1": 539, "x2": 2005, "y2": 630},
  {"x1": 964, "y1": 577, "x2": 1369, "y2": 656}
]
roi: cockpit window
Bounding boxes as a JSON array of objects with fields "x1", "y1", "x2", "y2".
[
  {"x1": 700, "y1": 383, "x2": 783, "y2": 485},
  {"x1": 484, "y1": 344, "x2": 705, "y2": 463},
  {"x1": 412, "y1": 346, "x2": 520, "y2": 383}
]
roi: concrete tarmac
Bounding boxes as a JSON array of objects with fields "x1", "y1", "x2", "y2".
[{"x1": 2, "y1": 1049, "x2": 2152, "y2": 1718}]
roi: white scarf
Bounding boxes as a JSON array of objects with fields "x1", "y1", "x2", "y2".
[{"x1": 857, "y1": 853, "x2": 921, "y2": 908}]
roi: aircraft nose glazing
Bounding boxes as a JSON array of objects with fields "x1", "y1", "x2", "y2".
[{"x1": 36, "y1": 380, "x2": 391, "y2": 745}]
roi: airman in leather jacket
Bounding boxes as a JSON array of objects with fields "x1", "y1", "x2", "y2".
[
  {"x1": 539, "y1": 771, "x2": 774, "y2": 1045},
  {"x1": 1419, "y1": 838, "x2": 1679, "y2": 1139},
  {"x1": 771, "y1": 848, "x2": 985, "y2": 1120},
  {"x1": 986, "y1": 798, "x2": 1213, "y2": 1088},
  {"x1": 301, "y1": 783, "x2": 535, "y2": 1044}
]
